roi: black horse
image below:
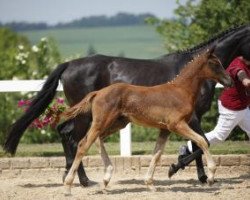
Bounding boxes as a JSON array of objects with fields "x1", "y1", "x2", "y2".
[{"x1": 4, "y1": 24, "x2": 250, "y2": 186}]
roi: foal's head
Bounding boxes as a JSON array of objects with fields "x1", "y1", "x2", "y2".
[{"x1": 200, "y1": 47, "x2": 233, "y2": 87}]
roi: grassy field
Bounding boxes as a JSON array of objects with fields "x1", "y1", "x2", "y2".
[
  {"x1": 0, "y1": 141, "x2": 249, "y2": 157},
  {"x1": 20, "y1": 25, "x2": 166, "y2": 59}
]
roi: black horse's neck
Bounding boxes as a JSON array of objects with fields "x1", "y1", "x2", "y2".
[
  {"x1": 213, "y1": 27, "x2": 250, "y2": 67},
  {"x1": 160, "y1": 24, "x2": 250, "y2": 70}
]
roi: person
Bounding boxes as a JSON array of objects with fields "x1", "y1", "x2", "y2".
[{"x1": 170, "y1": 54, "x2": 250, "y2": 180}]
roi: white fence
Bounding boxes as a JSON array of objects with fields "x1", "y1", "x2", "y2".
[
  {"x1": 0, "y1": 80, "x2": 223, "y2": 156},
  {"x1": 0, "y1": 80, "x2": 62, "y2": 92}
]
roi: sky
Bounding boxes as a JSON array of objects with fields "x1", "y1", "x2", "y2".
[{"x1": 0, "y1": 0, "x2": 180, "y2": 25}]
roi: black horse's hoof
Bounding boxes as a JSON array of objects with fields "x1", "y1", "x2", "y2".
[
  {"x1": 79, "y1": 176, "x2": 98, "y2": 187},
  {"x1": 81, "y1": 179, "x2": 98, "y2": 187},
  {"x1": 198, "y1": 174, "x2": 208, "y2": 183},
  {"x1": 79, "y1": 177, "x2": 90, "y2": 187},
  {"x1": 168, "y1": 164, "x2": 178, "y2": 178},
  {"x1": 62, "y1": 171, "x2": 67, "y2": 183}
]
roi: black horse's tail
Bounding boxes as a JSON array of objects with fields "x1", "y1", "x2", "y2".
[{"x1": 3, "y1": 62, "x2": 69, "y2": 155}]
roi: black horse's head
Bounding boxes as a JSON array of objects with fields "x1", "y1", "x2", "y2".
[{"x1": 208, "y1": 25, "x2": 250, "y2": 68}]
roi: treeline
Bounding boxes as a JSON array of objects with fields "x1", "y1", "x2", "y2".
[
  {"x1": 0, "y1": 12, "x2": 155, "y2": 31},
  {"x1": 0, "y1": 22, "x2": 48, "y2": 31}
]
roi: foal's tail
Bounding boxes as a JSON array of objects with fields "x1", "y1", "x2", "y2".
[{"x1": 61, "y1": 91, "x2": 97, "y2": 121}]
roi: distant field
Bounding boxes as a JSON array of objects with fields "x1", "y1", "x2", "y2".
[{"x1": 20, "y1": 25, "x2": 166, "y2": 59}]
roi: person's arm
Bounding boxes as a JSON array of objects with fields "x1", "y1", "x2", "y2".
[{"x1": 237, "y1": 70, "x2": 250, "y2": 87}]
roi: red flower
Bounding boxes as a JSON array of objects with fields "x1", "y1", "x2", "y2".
[
  {"x1": 17, "y1": 97, "x2": 67, "y2": 130},
  {"x1": 56, "y1": 97, "x2": 64, "y2": 104}
]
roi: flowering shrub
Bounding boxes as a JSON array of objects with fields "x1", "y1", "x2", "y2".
[
  {"x1": 15, "y1": 45, "x2": 29, "y2": 66},
  {"x1": 18, "y1": 97, "x2": 67, "y2": 130},
  {"x1": 0, "y1": 29, "x2": 63, "y2": 144}
]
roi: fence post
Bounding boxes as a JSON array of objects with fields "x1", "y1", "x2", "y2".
[{"x1": 120, "y1": 123, "x2": 132, "y2": 156}]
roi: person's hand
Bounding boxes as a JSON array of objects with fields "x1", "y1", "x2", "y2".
[{"x1": 242, "y1": 78, "x2": 250, "y2": 87}]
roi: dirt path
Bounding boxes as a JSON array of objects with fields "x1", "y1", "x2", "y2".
[{"x1": 0, "y1": 166, "x2": 249, "y2": 200}]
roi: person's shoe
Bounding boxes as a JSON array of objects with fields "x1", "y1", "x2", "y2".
[{"x1": 168, "y1": 163, "x2": 179, "y2": 178}]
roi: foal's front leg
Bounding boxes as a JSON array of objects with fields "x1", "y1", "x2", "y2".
[
  {"x1": 174, "y1": 121, "x2": 216, "y2": 185},
  {"x1": 145, "y1": 130, "x2": 170, "y2": 191}
]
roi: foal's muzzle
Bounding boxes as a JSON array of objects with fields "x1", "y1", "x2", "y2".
[{"x1": 220, "y1": 74, "x2": 234, "y2": 88}]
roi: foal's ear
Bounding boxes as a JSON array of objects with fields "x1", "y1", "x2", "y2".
[{"x1": 206, "y1": 45, "x2": 216, "y2": 56}]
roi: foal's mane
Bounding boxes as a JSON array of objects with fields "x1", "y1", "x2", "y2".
[
  {"x1": 173, "y1": 24, "x2": 249, "y2": 55},
  {"x1": 171, "y1": 50, "x2": 210, "y2": 83}
]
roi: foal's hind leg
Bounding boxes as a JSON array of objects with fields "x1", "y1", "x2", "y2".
[
  {"x1": 64, "y1": 109, "x2": 120, "y2": 194},
  {"x1": 145, "y1": 130, "x2": 170, "y2": 191},
  {"x1": 63, "y1": 123, "x2": 102, "y2": 195},
  {"x1": 98, "y1": 138, "x2": 114, "y2": 188},
  {"x1": 58, "y1": 116, "x2": 92, "y2": 187},
  {"x1": 99, "y1": 118, "x2": 129, "y2": 188},
  {"x1": 174, "y1": 121, "x2": 216, "y2": 185}
]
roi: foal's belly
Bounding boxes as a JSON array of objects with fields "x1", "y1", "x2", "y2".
[
  {"x1": 123, "y1": 102, "x2": 177, "y2": 130},
  {"x1": 126, "y1": 114, "x2": 169, "y2": 130}
]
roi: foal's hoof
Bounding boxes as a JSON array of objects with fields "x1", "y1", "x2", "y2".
[
  {"x1": 103, "y1": 180, "x2": 109, "y2": 188},
  {"x1": 207, "y1": 178, "x2": 214, "y2": 186},
  {"x1": 63, "y1": 185, "x2": 72, "y2": 196},
  {"x1": 62, "y1": 171, "x2": 97, "y2": 187},
  {"x1": 145, "y1": 179, "x2": 156, "y2": 192},
  {"x1": 147, "y1": 184, "x2": 157, "y2": 192}
]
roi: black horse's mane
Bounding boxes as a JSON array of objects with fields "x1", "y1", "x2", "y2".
[{"x1": 173, "y1": 24, "x2": 249, "y2": 55}]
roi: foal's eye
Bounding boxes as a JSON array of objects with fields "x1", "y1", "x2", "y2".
[{"x1": 209, "y1": 61, "x2": 221, "y2": 71}]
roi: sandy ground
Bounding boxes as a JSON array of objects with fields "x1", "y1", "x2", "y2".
[{"x1": 0, "y1": 166, "x2": 249, "y2": 200}]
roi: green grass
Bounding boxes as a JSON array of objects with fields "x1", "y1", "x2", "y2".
[
  {"x1": 20, "y1": 25, "x2": 166, "y2": 59},
  {"x1": 0, "y1": 141, "x2": 249, "y2": 157}
]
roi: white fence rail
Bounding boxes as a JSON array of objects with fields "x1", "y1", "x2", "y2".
[
  {"x1": 0, "y1": 80, "x2": 63, "y2": 92},
  {"x1": 0, "y1": 80, "x2": 223, "y2": 156}
]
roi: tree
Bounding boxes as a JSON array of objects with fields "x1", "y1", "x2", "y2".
[
  {"x1": 118, "y1": 51, "x2": 125, "y2": 57},
  {"x1": 147, "y1": 0, "x2": 250, "y2": 52},
  {"x1": 87, "y1": 44, "x2": 97, "y2": 55}
]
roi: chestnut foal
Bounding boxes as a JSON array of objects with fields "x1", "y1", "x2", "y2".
[{"x1": 61, "y1": 48, "x2": 233, "y2": 194}]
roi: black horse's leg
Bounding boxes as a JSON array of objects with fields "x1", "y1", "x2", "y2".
[
  {"x1": 57, "y1": 119, "x2": 90, "y2": 187},
  {"x1": 189, "y1": 119, "x2": 210, "y2": 183},
  {"x1": 191, "y1": 140, "x2": 209, "y2": 183},
  {"x1": 168, "y1": 117, "x2": 209, "y2": 183}
]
